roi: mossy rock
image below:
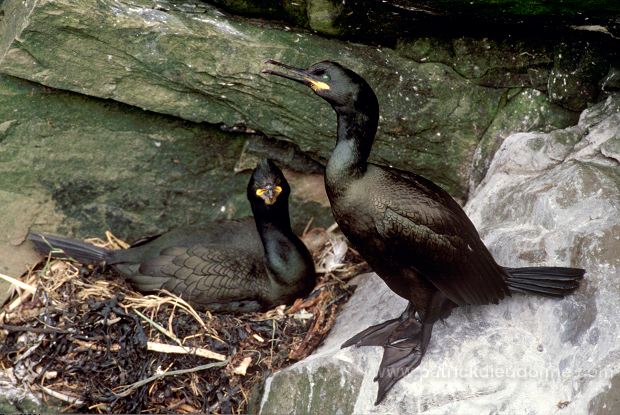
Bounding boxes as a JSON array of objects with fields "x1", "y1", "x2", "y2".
[{"x1": 0, "y1": 0, "x2": 584, "y2": 199}]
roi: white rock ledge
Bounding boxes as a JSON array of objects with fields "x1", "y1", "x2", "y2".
[{"x1": 260, "y1": 95, "x2": 620, "y2": 415}]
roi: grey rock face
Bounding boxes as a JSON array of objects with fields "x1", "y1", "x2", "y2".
[
  {"x1": 260, "y1": 361, "x2": 364, "y2": 415},
  {"x1": 260, "y1": 95, "x2": 620, "y2": 414},
  {"x1": 547, "y1": 42, "x2": 610, "y2": 112},
  {"x1": 0, "y1": 0, "x2": 581, "y2": 198},
  {"x1": 0, "y1": 74, "x2": 330, "y2": 299},
  {"x1": 0, "y1": 75, "x2": 246, "y2": 240},
  {"x1": 0, "y1": 367, "x2": 60, "y2": 413}
]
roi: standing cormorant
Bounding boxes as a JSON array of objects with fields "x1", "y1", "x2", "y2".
[
  {"x1": 264, "y1": 60, "x2": 584, "y2": 404},
  {"x1": 29, "y1": 159, "x2": 316, "y2": 312}
]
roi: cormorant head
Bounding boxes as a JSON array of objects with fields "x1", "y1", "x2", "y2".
[
  {"x1": 263, "y1": 60, "x2": 378, "y2": 114},
  {"x1": 248, "y1": 158, "x2": 290, "y2": 208}
]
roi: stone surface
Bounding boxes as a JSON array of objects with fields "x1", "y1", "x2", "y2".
[
  {"x1": 589, "y1": 373, "x2": 620, "y2": 415},
  {"x1": 0, "y1": 0, "x2": 585, "y2": 198},
  {"x1": 469, "y1": 88, "x2": 576, "y2": 191},
  {"x1": 0, "y1": 371, "x2": 58, "y2": 414},
  {"x1": 261, "y1": 361, "x2": 363, "y2": 415},
  {"x1": 547, "y1": 41, "x2": 611, "y2": 111},
  {"x1": 0, "y1": 74, "x2": 331, "y2": 293},
  {"x1": 259, "y1": 95, "x2": 620, "y2": 414},
  {"x1": 211, "y1": 0, "x2": 620, "y2": 40}
]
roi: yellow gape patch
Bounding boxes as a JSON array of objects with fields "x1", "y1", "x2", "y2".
[
  {"x1": 256, "y1": 186, "x2": 283, "y2": 205},
  {"x1": 306, "y1": 78, "x2": 330, "y2": 92}
]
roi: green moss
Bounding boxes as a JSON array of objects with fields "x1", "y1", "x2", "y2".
[
  {"x1": 307, "y1": 0, "x2": 343, "y2": 35},
  {"x1": 0, "y1": 75, "x2": 254, "y2": 239},
  {"x1": 2, "y1": 0, "x2": 608, "y2": 201}
]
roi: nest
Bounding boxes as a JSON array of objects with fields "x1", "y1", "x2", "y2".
[{"x1": 0, "y1": 225, "x2": 368, "y2": 413}]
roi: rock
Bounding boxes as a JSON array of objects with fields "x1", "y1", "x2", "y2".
[
  {"x1": 469, "y1": 88, "x2": 577, "y2": 191},
  {"x1": 0, "y1": 338, "x2": 66, "y2": 413},
  {"x1": 0, "y1": 371, "x2": 60, "y2": 414},
  {"x1": 0, "y1": 0, "x2": 583, "y2": 198},
  {"x1": 0, "y1": 74, "x2": 331, "y2": 293},
  {"x1": 260, "y1": 361, "x2": 364, "y2": 415},
  {"x1": 602, "y1": 67, "x2": 620, "y2": 94},
  {"x1": 589, "y1": 373, "x2": 620, "y2": 415},
  {"x1": 210, "y1": 0, "x2": 309, "y2": 29},
  {"x1": 396, "y1": 37, "x2": 556, "y2": 89},
  {"x1": 259, "y1": 95, "x2": 620, "y2": 414},
  {"x1": 547, "y1": 41, "x2": 610, "y2": 111},
  {"x1": 211, "y1": 0, "x2": 620, "y2": 41}
]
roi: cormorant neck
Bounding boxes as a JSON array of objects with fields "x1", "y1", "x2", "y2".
[
  {"x1": 252, "y1": 201, "x2": 305, "y2": 285},
  {"x1": 326, "y1": 103, "x2": 379, "y2": 191},
  {"x1": 252, "y1": 202, "x2": 293, "y2": 238}
]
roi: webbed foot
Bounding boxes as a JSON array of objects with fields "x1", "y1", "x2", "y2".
[
  {"x1": 341, "y1": 302, "x2": 435, "y2": 405},
  {"x1": 341, "y1": 315, "x2": 405, "y2": 348},
  {"x1": 341, "y1": 303, "x2": 418, "y2": 348},
  {"x1": 374, "y1": 335, "x2": 426, "y2": 404}
]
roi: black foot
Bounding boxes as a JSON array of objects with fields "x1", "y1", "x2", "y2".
[
  {"x1": 341, "y1": 303, "x2": 418, "y2": 348},
  {"x1": 375, "y1": 337, "x2": 425, "y2": 405},
  {"x1": 340, "y1": 302, "x2": 436, "y2": 405},
  {"x1": 341, "y1": 316, "x2": 405, "y2": 348}
]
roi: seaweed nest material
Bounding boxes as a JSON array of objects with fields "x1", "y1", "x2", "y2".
[{"x1": 0, "y1": 225, "x2": 368, "y2": 413}]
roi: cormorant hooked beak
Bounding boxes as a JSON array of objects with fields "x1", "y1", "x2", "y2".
[
  {"x1": 262, "y1": 59, "x2": 330, "y2": 92},
  {"x1": 256, "y1": 184, "x2": 283, "y2": 205}
]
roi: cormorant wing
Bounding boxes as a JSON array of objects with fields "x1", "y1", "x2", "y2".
[
  {"x1": 373, "y1": 165, "x2": 509, "y2": 305},
  {"x1": 107, "y1": 217, "x2": 261, "y2": 266},
  {"x1": 133, "y1": 244, "x2": 266, "y2": 308}
]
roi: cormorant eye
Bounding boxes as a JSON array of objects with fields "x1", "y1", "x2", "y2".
[{"x1": 313, "y1": 69, "x2": 330, "y2": 82}]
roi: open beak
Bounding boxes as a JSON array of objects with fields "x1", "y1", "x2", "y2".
[
  {"x1": 262, "y1": 59, "x2": 330, "y2": 92},
  {"x1": 256, "y1": 185, "x2": 283, "y2": 205}
]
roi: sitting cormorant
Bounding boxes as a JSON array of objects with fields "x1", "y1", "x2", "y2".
[
  {"x1": 264, "y1": 60, "x2": 584, "y2": 404},
  {"x1": 29, "y1": 159, "x2": 316, "y2": 312}
]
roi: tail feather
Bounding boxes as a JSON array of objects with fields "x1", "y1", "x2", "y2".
[
  {"x1": 28, "y1": 232, "x2": 108, "y2": 265},
  {"x1": 504, "y1": 266, "x2": 585, "y2": 298}
]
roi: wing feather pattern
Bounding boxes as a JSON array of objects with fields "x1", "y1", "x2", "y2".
[
  {"x1": 134, "y1": 244, "x2": 266, "y2": 308},
  {"x1": 373, "y1": 165, "x2": 509, "y2": 306}
]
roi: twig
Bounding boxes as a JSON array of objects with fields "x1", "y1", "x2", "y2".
[
  {"x1": 105, "y1": 230, "x2": 130, "y2": 249},
  {"x1": 113, "y1": 360, "x2": 228, "y2": 398},
  {"x1": 232, "y1": 357, "x2": 252, "y2": 376},
  {"x1": 133, "y1": 309, "x2": 182, "y2": 346},
  {"x1": 6, "y1": 289, "x2": 31, "y2": 312},
  {"x1": 302, "y1": 217, "x2": 314, "y2": 236},
  {"x1": 39, "y1": 385, "x2": 85, "y2": 405},
  {"x1": 123, "y1": 290, "x2": 209, "y2": 331},
  {"x1": 14, "y1": 338, "x2": 43, "y2": 363},
  {"x1": 146, "y1": 341, "x2": 226, "y2": 361},
  {"x1": 0, "y1": 324, "x2": 69, "y2": 334},
  {"x1": 72, "y1": 338, "x2": 121, "y2": 352},
  {"x1": 326, "y1": 222, "x2": 339, "y2": 233},
  {"x1": 0, "y1": 273, "x2": 36, "y2": 294}
]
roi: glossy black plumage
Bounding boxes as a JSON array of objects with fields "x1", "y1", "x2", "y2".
[
  {"x1": 265, "y1": 59, "x2": 584, "y2": 404},
  {"x1": 28, "y1": 159, "x2": 316, "y2": 312}
]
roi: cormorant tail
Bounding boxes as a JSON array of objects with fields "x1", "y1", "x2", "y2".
[
  {"x1": 28, "y1": 232, "x2": 108, "y2": 264},
  {"x1": 504, "y1": 266, "x2": 584, "y2": 298}
]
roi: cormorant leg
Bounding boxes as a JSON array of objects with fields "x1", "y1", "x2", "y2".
[
  {"x1": 372, "y1": 292, "x2": 449, "y2": 404},
  {"x1": 374, "y1": 321, "x2": 433, "y2": 405},
  {"x1": 341, "y1": 303, "x2": 418, "y2": 348}
]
